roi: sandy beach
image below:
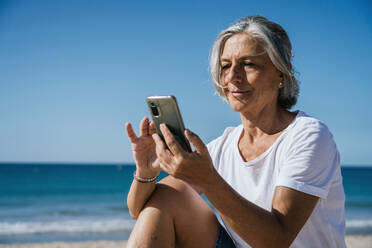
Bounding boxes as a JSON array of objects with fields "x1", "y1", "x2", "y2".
[
  {"x1": 345, "y1": 235, "x2": 372, "y2": 248},
  {"x1": 0, "y1": 235, "x2": 370, "y2": 248},
  {"x1": 0, "y1": 240, "x2": 128, "y2": 248}
]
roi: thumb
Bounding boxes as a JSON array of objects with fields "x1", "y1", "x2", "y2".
[{"x1": 185, "y1": 129, "x2": 208, "y2": 154}]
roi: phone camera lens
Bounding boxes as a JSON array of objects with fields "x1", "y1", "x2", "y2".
[{"x1": 150, "y1": 102, "x2": 160, "y2": 117}]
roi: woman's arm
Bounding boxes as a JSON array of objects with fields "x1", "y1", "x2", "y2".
[
  {"x1": 203, "y1": 171, "x2": 318, "y2": 248},
  {"x1": 152, "y1": 124, "x2": 318, "y2": 247},
  {"x1": 125, "y1": 118, "x2": 161, "y2": 219},
  {"x1": 127, "y1": 169, "x2": 158, "y2": 219}
]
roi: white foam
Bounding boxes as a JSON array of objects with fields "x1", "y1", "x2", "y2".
[
  {"x1": 2, "y1": 219, "x2": 371, "y2": 236},
  {"x1": 0, "y1": 219, "x2": 135, "y2": 235},
  {"x1": 346, "y1": 219, "x2": 372, "y2": 229}
]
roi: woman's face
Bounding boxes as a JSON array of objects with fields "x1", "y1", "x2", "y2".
[{"x1": 220, "y1": 33, "x2": 282, "y2": 115}]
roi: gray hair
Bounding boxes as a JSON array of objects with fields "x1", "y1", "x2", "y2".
[{"x1": 209, "y1": 15, "x2": 299, "y2": 109}]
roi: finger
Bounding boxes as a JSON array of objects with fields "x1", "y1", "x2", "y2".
[
  {"x1": 152, "y1": 132, "x2": 166, "y2": 150},
  {"x1": 125, "y1": 122, "x2": 138, "y2": 143},
  {"x1": 149, "y1": 121, "x2": 157, "y2": 135},
  {"x1": 185, "y1": 129, "x2": 208, "y2": 154},
  {"x1": 152, "y1": 158, "x2": 161, "y2": 170},
  {"x1": 152, "y1": 133, "x2": 170, "y2": 156},
  {"x1": 152, "y1": 133, "x2": 174, "y2": 165},
  {"x1": 139, "y1": 117, "x2": 149, "y2": 136},
  {"x1": 160, "y1": 124, "x2": 184, "y2": 157},
  {"x1": 158, "y1": 161, "x2": 173, "y2": 175}
]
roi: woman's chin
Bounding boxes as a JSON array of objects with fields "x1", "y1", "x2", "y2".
[
  {"x1": 228, "y1": 102, "x2": 249, "y2": 113},
  {"x1": 227, "y1": 97, "x2": 250, "y2": 113}
]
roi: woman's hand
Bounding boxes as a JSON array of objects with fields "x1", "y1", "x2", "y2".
[
  {"x1": 152, "y1": 124, "x2": 217, "y2": 191},
  {"x1": 125, "y1": 117, "x2": 161, "y2": 178}
]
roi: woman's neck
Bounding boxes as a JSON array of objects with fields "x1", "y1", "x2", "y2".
[{"x1": 239, "y1": 106, "x2": 295, "y2": 143}]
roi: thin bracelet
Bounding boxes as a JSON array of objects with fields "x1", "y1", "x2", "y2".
[{"x1": 133, "y1": 170, "x2": 158, "y2": 183}]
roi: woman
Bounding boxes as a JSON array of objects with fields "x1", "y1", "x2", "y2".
[{"x1": 125, "y1": 16, "x2": 346, "y2": 248}]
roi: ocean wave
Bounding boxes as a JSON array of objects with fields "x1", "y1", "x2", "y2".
[
  {"x1": 346, "y1": 219, "x2": 372, "y2": 234},
  {"x1": 2, "y1": 218, "x2": 372, "y2": 236},
  {"x1": 0, "y1": 219, "x2": 135, "y2": 235},
  {"x1": 346, "y1": 219, "x2": 372, "y2": 228}
]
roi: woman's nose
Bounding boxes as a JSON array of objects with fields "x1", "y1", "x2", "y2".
[{"x1": 225, "y1": 64, "x2": 243, "y2": 84}]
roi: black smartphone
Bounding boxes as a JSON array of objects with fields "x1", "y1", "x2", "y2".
[{"x1": 146, "y1": 95, "x2": 192, "y2": 152}]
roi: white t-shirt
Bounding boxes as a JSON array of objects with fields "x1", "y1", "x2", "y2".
[{"x1": 207, "y1": 111, "x2": 346, "y2": 248}]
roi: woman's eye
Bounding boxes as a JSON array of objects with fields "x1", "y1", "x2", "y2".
[
  {"x1": 221, "y1": 64, "x2": 230, "y2": 70},
  {"x1": 244, "y1": 62, "x2": 255, "y2": 67}
]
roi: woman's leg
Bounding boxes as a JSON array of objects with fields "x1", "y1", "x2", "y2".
[{"x1": 127, "y1": 176, "x2": 219, "y2": 248}]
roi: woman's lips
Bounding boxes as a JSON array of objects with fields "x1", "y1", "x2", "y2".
[{"x1": 230, "y1": 90, "x2": 250, "y2": 98}]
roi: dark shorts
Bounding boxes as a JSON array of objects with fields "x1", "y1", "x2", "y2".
[{"x1": 214, "y1": 223, "x2": 236, "y2": 248}]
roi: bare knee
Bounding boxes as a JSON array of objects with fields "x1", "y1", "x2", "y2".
[
  {"x1": 128, "y1": 204, "x2": 175, "y2": 248},
  {"x1": 143, "y1": 176, "x2": 219, "y2": 247},
  {"x1": 128, "y1": 177, "x2": 196, "y2": 248},
  {"x1": 142, "y1": 176, "x2": 194, "y2": 210}
]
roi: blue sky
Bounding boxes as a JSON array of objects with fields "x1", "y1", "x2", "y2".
[{"x1": 0, "y1": 0, "x2": 371, "y2": 165}]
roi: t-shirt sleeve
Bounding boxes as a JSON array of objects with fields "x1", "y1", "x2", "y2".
[{"x1": 276, "y1": 121, "x2": 340, "y2": 199}]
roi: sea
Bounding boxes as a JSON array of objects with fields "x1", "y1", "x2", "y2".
[{"x1": 0, "y1": 163, "x2": 371, "y2": 244}]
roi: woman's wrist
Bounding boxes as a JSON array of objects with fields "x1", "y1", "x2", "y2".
[
  {"x1": 198, "y1": 167, "x2": 220, "y2": 194},
  {"x1": 134, "y1": 169, "x2": 159, "y2": 183}
]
